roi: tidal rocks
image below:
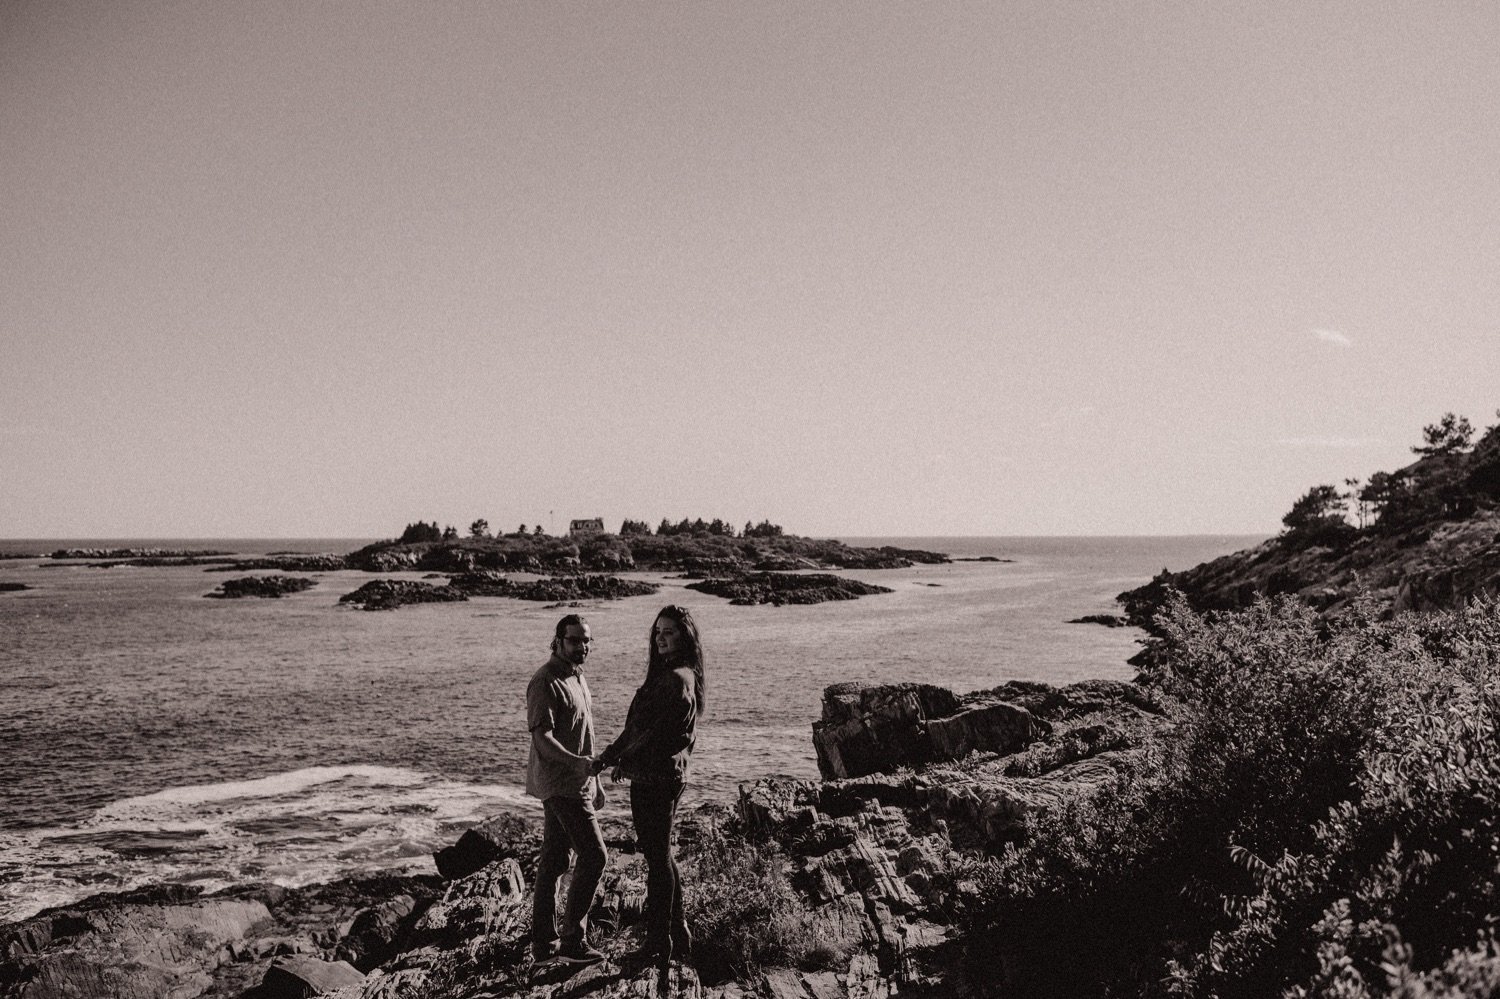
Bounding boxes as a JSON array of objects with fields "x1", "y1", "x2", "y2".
[
  {"x1": 206, "y1": 555, "x2": 349, "y2": 573},
  {"x1": 1067, "y1": 613, "x2": 1129, "y2": 627},
  {"x1": 0, "y1": 582, "x2": 31, "y2": 592},
  {"x1": 338, "y1": 580, "x2": 469, "y2": 611},
  {"x1": 77, "y1": 556, "x2": 242, "y2": 568},
  {"x1": 206, "y1": 576, "x2": 317, "y2": 599},
  {"x1": 686, "y1": 572, "x2": 894, "y2": 606},
  {"x1": 449, "y1": 572, "x2": 660, "y2": 602},
  {"x1": 48, "y1": 548, "x2": 233, "y2": 560}
]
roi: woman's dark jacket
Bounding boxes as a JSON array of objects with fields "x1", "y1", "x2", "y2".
[{"x1": 599, "y1": 665, "x2": 698, "y2": 785}]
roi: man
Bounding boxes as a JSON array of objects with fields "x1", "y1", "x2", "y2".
[{"x1": 526, "y1": 614, "x2": 608, "y2": 965}]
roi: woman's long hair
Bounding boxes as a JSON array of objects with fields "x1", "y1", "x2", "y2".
[{"x1": 647, "y1": 604, "x2": 706, "y2": 715}]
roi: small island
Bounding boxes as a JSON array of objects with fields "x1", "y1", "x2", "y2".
[
  {"x1": 206, "y1": 576, "x2": 317, "y2": 599},
  {"x1": 685, "y1": 572, "x2": 893, "y2": 606},
  {"x1": 0, "y1": 582, "x2": 32, "y2": 593}
]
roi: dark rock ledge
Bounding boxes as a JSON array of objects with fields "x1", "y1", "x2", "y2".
[
  {"x1": 0, "y1": 582, "x2": 31, "y2": 592},
  {"x1": 206, "y1": 576, "x2": 318, "y2": 599},
  {"x1": 0, "y1": 677, "x2": 1162, "y2": 999},
  {"x1": 685, "y1": 572, "x2": 893, "y2": 605}
]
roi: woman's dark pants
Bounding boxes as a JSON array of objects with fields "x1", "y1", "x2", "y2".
[{"x1": 630, "y1": 779, "x2": 688, "y2": 953}]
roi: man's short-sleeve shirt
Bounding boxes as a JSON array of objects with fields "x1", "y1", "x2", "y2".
[{"x1": 524, "y1": 654, "x2": 595, "y2": 801}]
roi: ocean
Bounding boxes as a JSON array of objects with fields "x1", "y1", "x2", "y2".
[{"x1": 0, "y1": 535, "x2": 1258, "y2": 922}]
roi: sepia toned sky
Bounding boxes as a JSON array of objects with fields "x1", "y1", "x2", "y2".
[{"x1": 3, "y1": 1, "x2": 1497, "y2": 538}]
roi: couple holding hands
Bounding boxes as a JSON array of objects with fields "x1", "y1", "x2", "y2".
[{"x1": 524, "y1": 606, "x2": 706, "y2": 970}]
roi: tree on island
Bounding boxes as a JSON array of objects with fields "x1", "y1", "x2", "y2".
[
  {"x1": 744, "y1": 519, "x2": 784, "y2": 538},
  {"x1": 399, "y1": 521, "x2": 443, "y2": 543},
  {"x1": 469, "y1": 519, "x2": 490, "y2": 539},
  {"x1": 532, "y1": 524, "x2": 545, "y2": 536},
  {"x1": 619, "y1": 519, "x2": 652, "y2": 536},
  {"x1": 442, "y1": 525, "x2": 458, "y2": 540}
]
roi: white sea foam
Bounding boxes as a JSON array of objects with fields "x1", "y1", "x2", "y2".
[{"x1": 1, "y1": 767, "x2": 536, "y2": 923}]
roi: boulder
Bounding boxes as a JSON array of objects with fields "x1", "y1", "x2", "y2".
[
  {"x1": 256, "y1": 955, "x2": 365, "y2": 997},
  {"x1": 432, "y1": 813, "x2": 537, "y2": 881},
  {"x1": 811, "y1": 683, "x2": 961, "y2": 779}
]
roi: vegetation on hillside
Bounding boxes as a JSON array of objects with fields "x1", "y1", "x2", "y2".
[
  {"x1": 1121, "y1": 411, "x2": 1500, "y2": 621},
  {"x1": 956, "y1": 593, "x2": 1500, "y2": 997}
]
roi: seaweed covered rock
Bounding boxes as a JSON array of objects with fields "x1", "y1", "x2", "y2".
[
  {"x1": 206, "y1": 576, "x2": 317, "y2": 599},
  {"x1": 338, "y1": 580, "x2": 468, "y2": 611},
  {"x1": 449, "y1": 572, "x2": 659, "y2": 602}
]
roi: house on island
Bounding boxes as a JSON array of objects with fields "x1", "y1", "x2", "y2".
[{"x1": 568, "y1": 518, "x2": 605, "y2": 538}]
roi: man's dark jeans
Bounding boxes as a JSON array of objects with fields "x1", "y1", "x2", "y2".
[
  {"x1": 533, "y1": 794, "x2": 607, "y2": 949},
  {"x1": 629, "y1": 778, "x2": 687, "y2": 951}
]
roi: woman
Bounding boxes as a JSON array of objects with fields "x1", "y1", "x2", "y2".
[{"x1": 594, "y1": 605, "x2": 706, "y2": 967}]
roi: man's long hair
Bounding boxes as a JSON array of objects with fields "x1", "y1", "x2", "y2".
[{"x1": 647, "y1": 605, "x2": 706, "y2": 714}]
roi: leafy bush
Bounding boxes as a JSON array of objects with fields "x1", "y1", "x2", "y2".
[
  {"x1": 681, "y1": 820, "x2": 855, "y2": 983},
  {"x1": 958, "y1": 594, "x2": 1500, "y2": 998}
]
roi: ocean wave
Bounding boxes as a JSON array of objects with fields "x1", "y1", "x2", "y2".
[{"x1": 2, "y1": 767, "x2": 536, "y2": 924}]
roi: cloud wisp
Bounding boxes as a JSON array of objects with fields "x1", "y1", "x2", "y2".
[{"x1": 1312, "y1": 328, "x2": 1353, "y2": 348}]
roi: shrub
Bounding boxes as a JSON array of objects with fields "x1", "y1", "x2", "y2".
[
  {"x1": 958, "y1": 594, "x2": 1500, "y2": 998},
  {"x1": 681, "y1": 820, "x2": 856, "y2": 983}
]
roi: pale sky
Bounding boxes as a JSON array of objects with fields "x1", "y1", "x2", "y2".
[{"x1": 3, "y1": 1, "x2": 1496, "y2": 538}]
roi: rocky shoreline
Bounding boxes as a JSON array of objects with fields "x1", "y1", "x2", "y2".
[{"x1": 0, "y1": 677, "x2": 1157, "y2": 999}]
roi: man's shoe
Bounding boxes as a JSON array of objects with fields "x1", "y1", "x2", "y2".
[
  {"x1": 531, "y1": 940, "x2": 560, "y2": 963},
  {"x1": 558, "y1": 940, "x2": 605, "y2": 966}
]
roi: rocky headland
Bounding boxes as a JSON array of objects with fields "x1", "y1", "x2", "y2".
[{"x1": 1118, "y1": 415, "x2": 1500, "y2": 625}]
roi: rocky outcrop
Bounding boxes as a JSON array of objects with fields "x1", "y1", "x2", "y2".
[
  {"x1": 810, "y1": 678, "x2": 1159, "y2": 782},
  {"x1": 1067, "y1": 613, "x2": 1129, "y2": 627},
  {"x1": 0, "y1": 877, "x2": 440, "y2": 999},
  {"x1": 206, "y1": 576, "x2": 318, "y2": 599},
  {"x1": 448, "y1": 572, "x2": 660, "y2": 602},
  {"x1": 338, "y1": 581, "x2": 469, "y2": 611},
  {"x1": 685, "y1": 573, "x2": 893, "y2": 606}
]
